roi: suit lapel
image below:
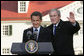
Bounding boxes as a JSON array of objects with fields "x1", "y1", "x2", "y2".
[
  {"x1": 56, "y1": 19, "x2": 64, "y2": 30},
  {"x1": 50, "y1": 24, "x2": 53, "y2": 35},
  {"x1": 38, "y1": 26, "x2": 43, "y2": 41},
  {"x1": 49, "y1": 20, "x2": 64, "y2": 37},
  {"x1": 29, "y1": 27, "x2": 33, "y2": 34}
]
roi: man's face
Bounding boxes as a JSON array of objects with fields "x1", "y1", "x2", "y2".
[
  {"x1": 49, "y1": 11, "x2": 60, "y2": 24},
  {"x1": 31, "y1": 16, "x2": 42, "y2": 28}
]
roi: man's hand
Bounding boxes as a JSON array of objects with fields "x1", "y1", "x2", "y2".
[{"x1": 67, "y1": 12, "x2": 76, "y2": 24}]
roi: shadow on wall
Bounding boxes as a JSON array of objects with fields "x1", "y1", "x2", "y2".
[{"x1": 1, "y1": 1, "x2": 18, "y2": 13}]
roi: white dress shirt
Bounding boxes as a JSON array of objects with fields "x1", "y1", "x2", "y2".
[
  {"x1": 33, "y1": 26, "x2": 41, "y2": 40},
  {"x1": 53, "y1": 20, "x2": 60, "y2": 35}
]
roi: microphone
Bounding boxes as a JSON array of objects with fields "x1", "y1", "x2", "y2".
[
  {"x1": 33, "y1": 31, "x2": 38, "y2": 41},
  {"x1": 27, "y1": 31, "x2": 32, "y2": 40}
]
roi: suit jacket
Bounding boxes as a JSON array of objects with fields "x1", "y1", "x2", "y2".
[
  {"x1": 23, "y1": 26, "x2": 51, "y2": 43},
  {"x1": 47, "y1": 19, "x2": 80, "y2": 55}
]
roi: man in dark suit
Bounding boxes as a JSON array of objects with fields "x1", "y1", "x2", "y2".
[
  {"x1": 47, "y1": 9, "x2": 80, "y2": 55},
  {"x1": 23, "y1": 11, "x2": 51, "y2": 43}
]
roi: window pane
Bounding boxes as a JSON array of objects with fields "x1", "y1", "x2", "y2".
[
  {"x1": 3, "y1": 49, "x2": 4, "y2": 54},
  {"x1": 19, "y1": 1, "x2": 26, "y2": 12},
  {"x1": 2, "y1": 25, "x2": 12, "y2": 36},
  {"x1": 7, "y1": 49, "x2": 9, "y2": 53}
]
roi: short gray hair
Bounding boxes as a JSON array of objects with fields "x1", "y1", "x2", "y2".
[{"x1": 49, "y1": 8, "x2": 61, "y2": 16}]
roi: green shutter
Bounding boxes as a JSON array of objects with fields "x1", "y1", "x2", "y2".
[{"x1": 9, "y1": 25, "x2": 12, "y2": 36}]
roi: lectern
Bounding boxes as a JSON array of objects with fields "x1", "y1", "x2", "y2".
[{"x1": 11, "y1": 42, "x2": 54, "y2": 55}]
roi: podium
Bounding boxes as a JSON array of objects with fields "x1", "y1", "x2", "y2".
[{"x1": 11, "y1": 42, "x2": 54, "y2": 55}]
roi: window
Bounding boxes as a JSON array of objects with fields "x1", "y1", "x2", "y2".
[
  {"x1": 2, "y1": 48, "x2": 10, "y2": 54},
  {"x1": 2, "y1": 25, "x2": 12, "y2": 36},
  {"x1": 20, "y1": 2, "x2": 26, "y2": 12},
  {"x1": 18, "y1": 1, "x2": 29, "y2": 13}
]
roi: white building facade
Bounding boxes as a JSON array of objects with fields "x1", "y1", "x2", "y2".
[{"x1": 1, "y1": 1, "x2": 83, "y2": 55}]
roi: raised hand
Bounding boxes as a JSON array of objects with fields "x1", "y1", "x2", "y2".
[{"x1": 67, "y1": 12, "x2": 76, "y2": 24}]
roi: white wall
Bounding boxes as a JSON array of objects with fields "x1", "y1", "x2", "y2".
[{"x1": 1, "y1": 21, "x2": 32, "y2": 55}]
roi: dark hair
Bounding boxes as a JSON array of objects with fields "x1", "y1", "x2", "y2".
[{"x1": 31, "y1": 11, "x2": 42, "y2": 20}]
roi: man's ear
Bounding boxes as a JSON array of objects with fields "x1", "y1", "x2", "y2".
[{"x1": 40, "y1": 20, "x2": 42, "y2": 22}]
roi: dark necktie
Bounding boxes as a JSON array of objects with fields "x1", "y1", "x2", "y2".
[
  {"x1": 54, "y1": 25, "x2": 56, "y2": 35},
  {"x1": 35, "y1": 28, "x2": 38, "y2": 31}
]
